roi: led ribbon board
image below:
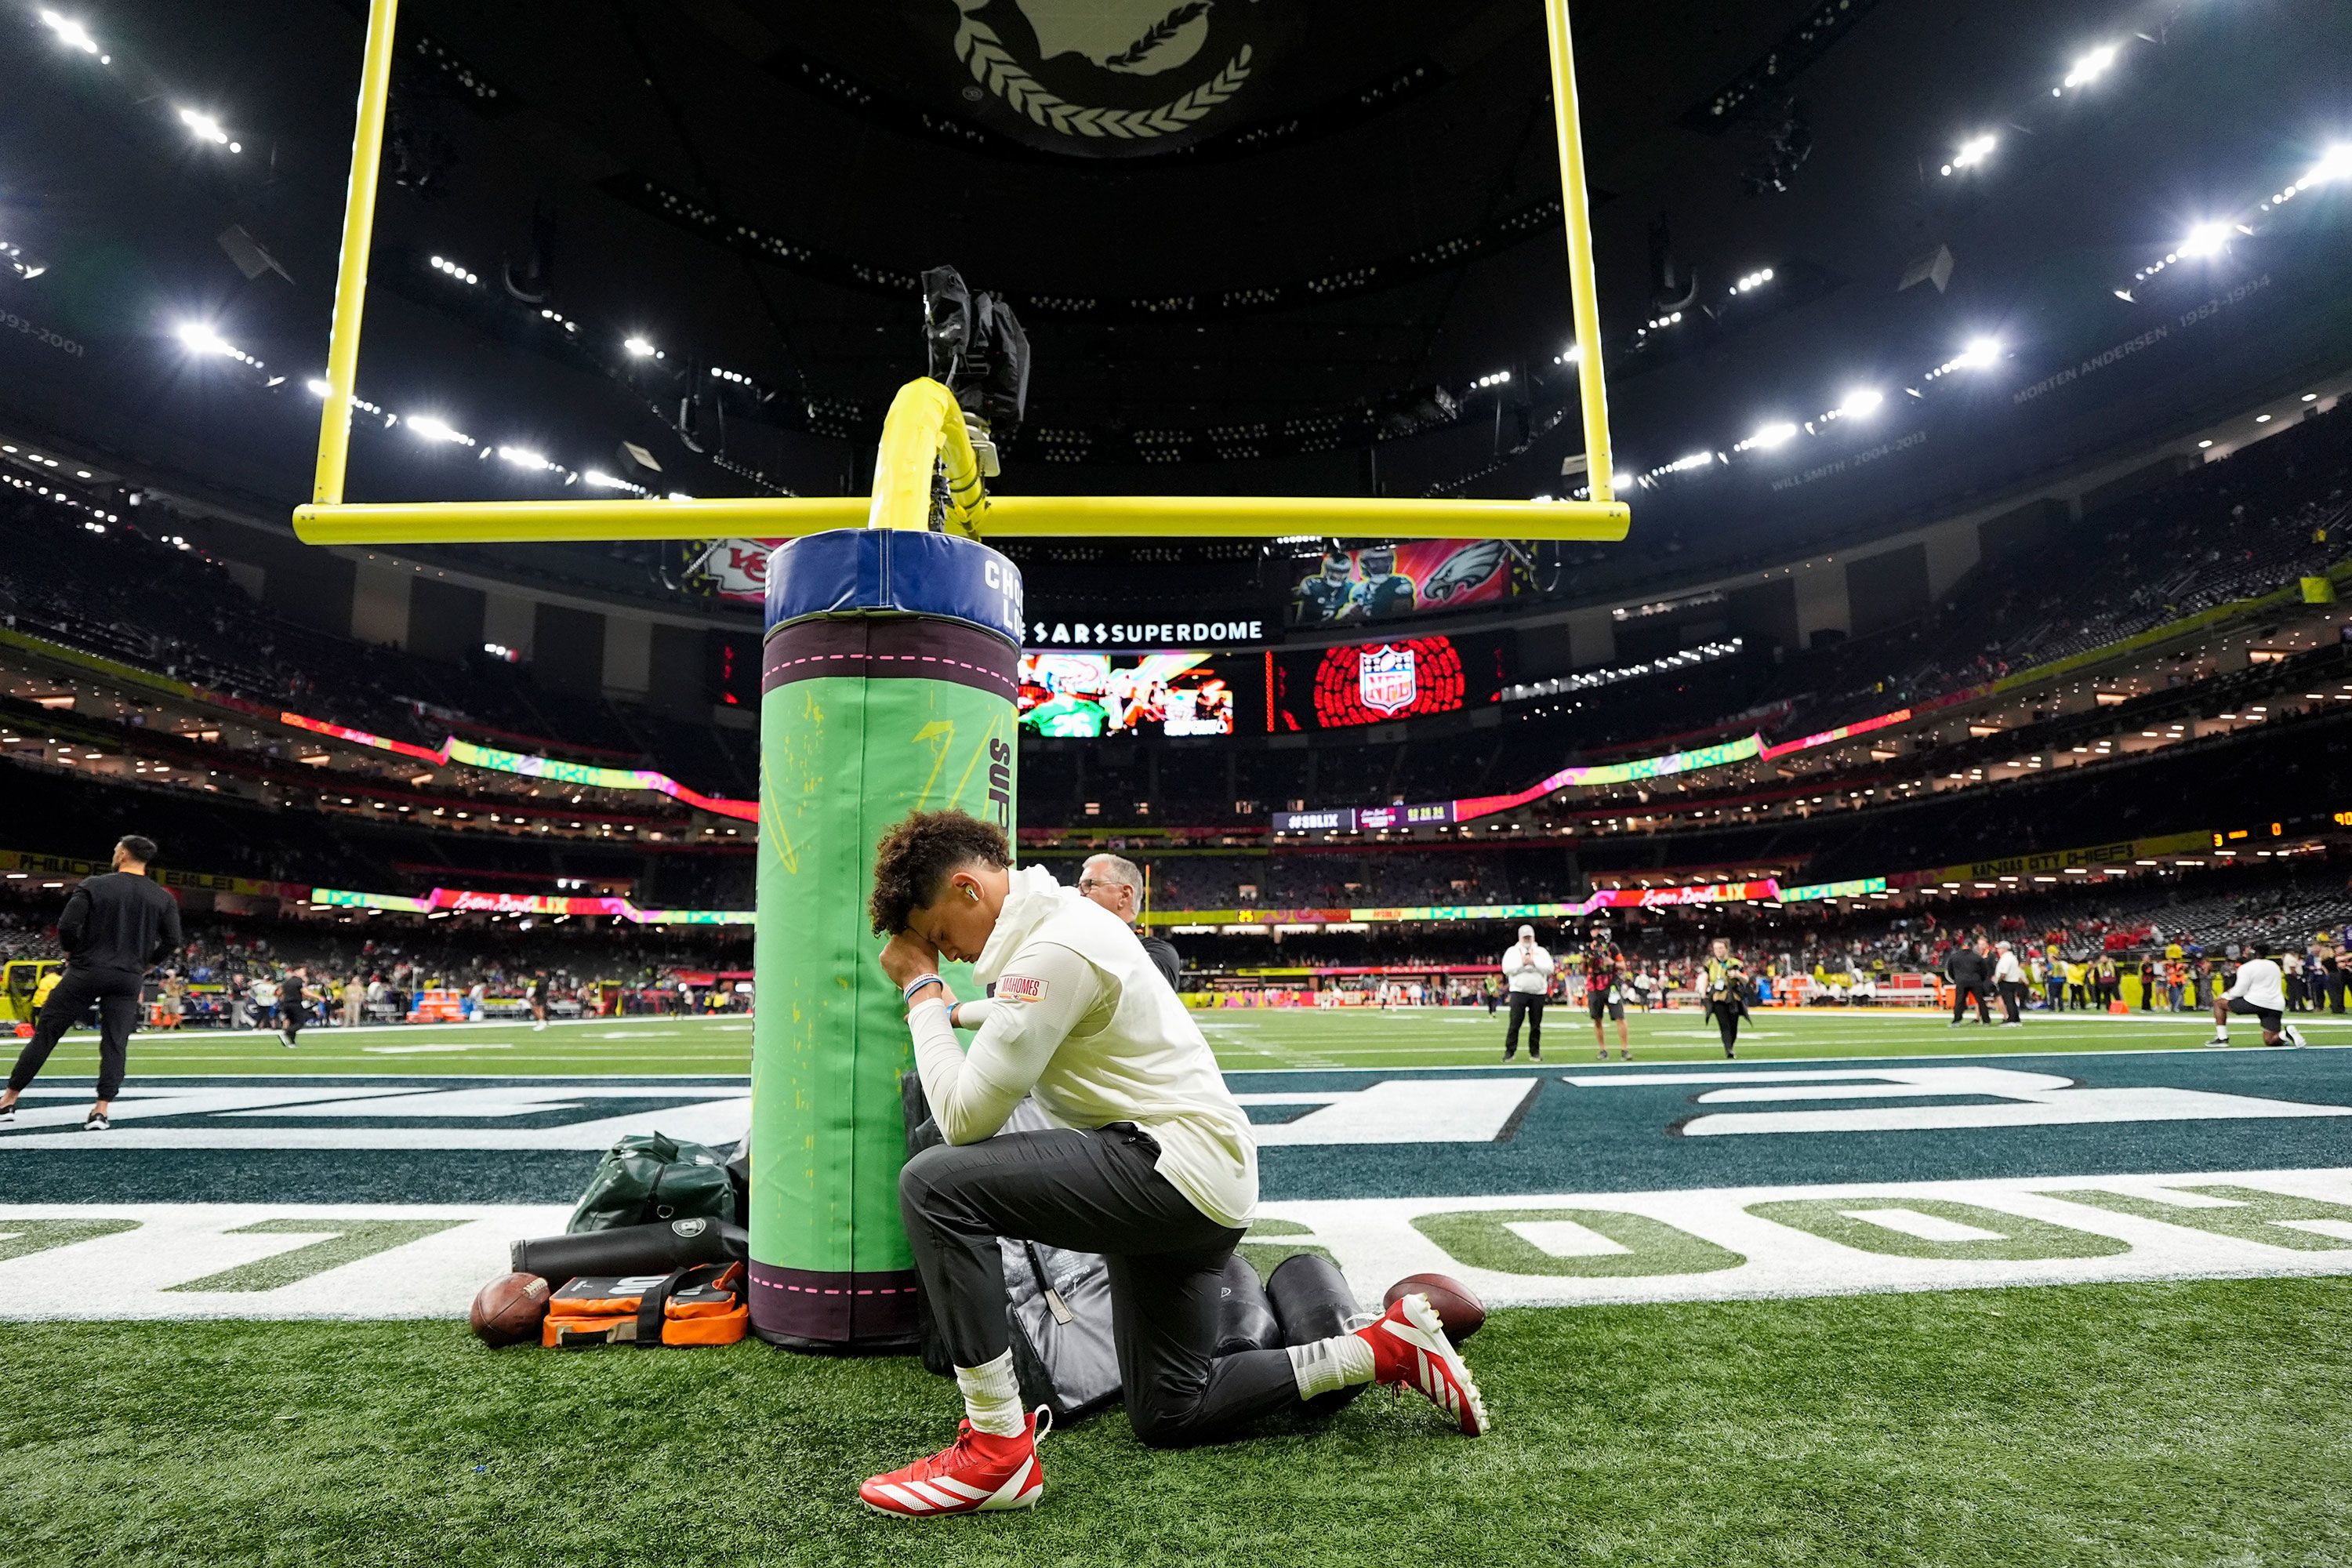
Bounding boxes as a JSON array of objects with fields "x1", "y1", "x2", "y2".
[
  {"x1": 309, "y1": 886, "x2": 756, "y2": 924},
  {"x1": 1291, "y1": 694, "x2": 1947, "y2": 832},
  {"x1": 1141, "y1": 877, "x2": 1893, "y2": 928},
  {"x1": 278, "y1": 713, "x2": 758, "y2": 821}
]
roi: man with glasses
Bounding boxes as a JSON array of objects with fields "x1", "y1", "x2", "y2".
[{"x1": 1079, "y1": 853, "x2": 1181, "y2": 989}]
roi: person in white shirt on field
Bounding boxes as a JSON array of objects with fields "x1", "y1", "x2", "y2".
[
  {"x1": 1991, "y1": 941, "x2": 2027, "y2": 1027},
  {"x1": 2208, "y1": 939, "x2": 2306, "y2": 1049},
  {"x1": 1499, "y1": 924, "x2": 1555, "y2": 1062},
  {"x1": 864, "y1": 811, "x2": 1486, "y2": 1519}
]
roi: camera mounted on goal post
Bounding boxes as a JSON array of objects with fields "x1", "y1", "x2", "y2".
[{"x1": 922, "y1": 264, "x2": 1031, "y2": 482}]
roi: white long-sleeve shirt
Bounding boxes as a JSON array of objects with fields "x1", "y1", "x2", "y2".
[
  {"x1": 906, "y1": 866, "x2": 1257, "y2": 1229},
  {"x1": 1501, "y1": 942, "x2": 1555, "y2": 996},
  {"x1": 2223, "y1": 957, "x2": 2286, "y2": 1011}
]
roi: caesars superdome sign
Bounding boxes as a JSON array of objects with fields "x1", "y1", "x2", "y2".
[{"x1": 940, "y1": 0, "x2": 1299, "y2": 155}]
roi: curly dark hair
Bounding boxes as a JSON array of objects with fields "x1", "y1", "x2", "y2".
[{"x1": 869, "y1": 810, "x2": 1011, "y2": 936}]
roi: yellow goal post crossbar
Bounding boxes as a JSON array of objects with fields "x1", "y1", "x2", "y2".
[{"x1": 293, "y1": 0, "x2": 1622, "y2": 548}]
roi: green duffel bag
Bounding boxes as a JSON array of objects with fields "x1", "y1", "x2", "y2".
[{"x1": 567, "y1": 1133, "x2": 735, "y2": 1233}]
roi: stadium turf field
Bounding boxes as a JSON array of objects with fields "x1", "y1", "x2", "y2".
[
  {"x1": 1, "y1": 1278, "x2": 2344, "y2": 1566},
  {"x1": 7, "y1": 1010, "x2": 2350, "y2": 1564},
  {"x1": 18, "y1": 1004, "x2": 2352, "y2": 1077}
]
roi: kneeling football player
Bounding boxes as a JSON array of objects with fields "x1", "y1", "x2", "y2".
[{"x1": 862, "y1": 810, "x2": 1486, "y2": 1516}]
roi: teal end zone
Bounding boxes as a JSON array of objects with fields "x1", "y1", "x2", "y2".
[{"x1": 750, "y1": 529, "x2": 1022, "y2": 1350}]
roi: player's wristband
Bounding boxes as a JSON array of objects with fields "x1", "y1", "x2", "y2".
[{"x1": 902, "y1": 974, "x2": 946, "y2": 1007}]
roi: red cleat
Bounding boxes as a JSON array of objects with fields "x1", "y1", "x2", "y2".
[
  {"x1": 1356, "y1": 1292, "x2": 1490, "y2": 1435},
  {"x1": 858, "y1": 1407, "x2": 1051, "y2": 1516}
]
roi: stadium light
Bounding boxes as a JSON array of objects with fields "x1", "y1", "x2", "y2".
[
  {"x1": 405, "y1": 415, "x2": 474, "y2": 446},
  {"x1": 37, "y1": 9, "x2": 103, "y2": 58},
  {"x1": 304, "y1": 376, "x2": 334, "y2": 397},
  {"x1": 2296, "y1": 143, "x2": 2352, "y2": 191},
  {"x1": 623, "y1": 335, "x2": 662, "y2": 359},
  {"x1": 175, "y1": 321, "x2": 263, "y2": 368},
  {"x1": 1941, "y1": 132, "x2": 1998, "y2": 177},
  {"x1": 1834, "y1": 387, "x2": 1886, "y2": 419},
  {"x1": 0, "y1": 239, "x2": 44, "y2": 281},
  {"x1": 1920, "y1": 337, "x2": 2000, "y2": 381},
  {"x1": 2062, "y1": 42, "x2": 2118, "y2": 92},
  {"x1": 2180, "y1": 221, "x2": 2231, "y2": 258},
  {"x1": 496, "y1": 445, "x2": 553, "y2": 471},
  {"x1": 177, "y1": 107, "x2": 240, "y2": 153},
  {"x1": 176, "y1": 321, "x2": 232, "y2": 357},
  {"x1": 1734, "y1": 421, "x2": 1799, "y2": 452},
  {"x1": 1554, "y1": 343, "x2": 1581, "y2": 365}
]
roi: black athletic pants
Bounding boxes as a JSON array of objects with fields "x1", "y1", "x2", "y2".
[
  {"x1": 1951, "y1": 982, "x2": 1991, "y2": 1024},
  {"x1": 1998, "y1": 981, "x2": 2025, "y2": 1023},
  {"x1": 1710, "y1": 1001, "x2": 1740, "y2": 1054},
  {"x1": 899, "y1": 1125, "x2": 1300, "y2": 1449},
  {"x1": 9, "y1": 966, "x2": 141, "y2": 1101},
  {"x1": 279, "y1": 1000, "x2": 304, "y2": 1041},
  {"x1": 1503, "y1": 992, "x2": 1544, "y2": 1058}
]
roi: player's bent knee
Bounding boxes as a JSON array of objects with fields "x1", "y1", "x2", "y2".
[
  {"x1": 1126, "y1": 1398, "x2": 1221, "y2": 1450},
  {"x1": 898, "y1": 1142, "x2": 962, "y2": 1211}
]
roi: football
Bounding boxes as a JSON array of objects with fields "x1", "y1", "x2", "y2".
[
  {"x1": 1384, "y1": 1272, "x2": 1486, "y2": 1343},
  {"x1": 470, "y1": 1272, "x2": 553, "y2": 1347}
]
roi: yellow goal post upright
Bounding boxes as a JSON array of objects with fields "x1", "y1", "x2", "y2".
[{"x1": 292, "y1": 0, "x2": 1624, "y2": 548}]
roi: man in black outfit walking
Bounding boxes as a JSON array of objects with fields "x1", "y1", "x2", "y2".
[
  {"x1": 0, "y1": 836, "x2": 180, "y2": 1131},
  {"x1": 1946, "y1": 937, "x2": 1992, "y2": 1026}
]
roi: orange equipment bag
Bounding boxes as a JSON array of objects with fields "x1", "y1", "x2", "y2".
[{"x1": 542, "y1": 1261, "x2": 749, "y2": 1348}]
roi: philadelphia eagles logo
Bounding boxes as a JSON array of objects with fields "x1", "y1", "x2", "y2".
[{"x1": 947, "y1": 0, "x2": 1296, "y2": 154}]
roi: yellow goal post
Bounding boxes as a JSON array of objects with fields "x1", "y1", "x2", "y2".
[{"x1": 292, "y1": 0, "x2": 1624, "y2": 548}]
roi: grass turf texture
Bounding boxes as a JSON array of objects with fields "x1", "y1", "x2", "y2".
[
  {"x1": 20, "y1": 1007, "x2": 2352, "y2": 1078},
  {"x1": 3, "y1": 1278, "x2": 2343, "y2": 1566}
]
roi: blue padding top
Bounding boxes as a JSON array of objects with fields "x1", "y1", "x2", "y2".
[{"x1": 764, "y1": 528, "x2": 1025, "y2": 646}]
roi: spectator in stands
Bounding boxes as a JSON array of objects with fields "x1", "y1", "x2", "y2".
[{"x1": 1947, "y1": 938, "x2": 1992, "y2": 1025}]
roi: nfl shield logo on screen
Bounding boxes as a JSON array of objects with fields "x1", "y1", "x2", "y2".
[{"x1": 1359, "y1": 645, "x2": 1417, "y2": 714}]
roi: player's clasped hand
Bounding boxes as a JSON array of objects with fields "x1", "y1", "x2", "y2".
[{"x1": 879, "y1": 931, "x2": 942, "y2": 991}]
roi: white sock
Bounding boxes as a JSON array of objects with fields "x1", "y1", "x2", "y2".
[
  {"x1": 1287, "y1": 1332, "x2": 1377, "y2": 1401},
  {"x1": 2215, "y1": 1025, "x2": 2229, "y2": 1039},
  {"x1": 954, "y1": 1350, "x2": 1025, "y2": 1437}
]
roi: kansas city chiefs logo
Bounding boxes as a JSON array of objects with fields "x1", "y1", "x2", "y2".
[{"x1": 947, "y1": 0, "x2": 1300, "y2": 156}]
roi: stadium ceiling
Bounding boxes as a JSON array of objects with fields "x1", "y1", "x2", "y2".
[{"x1": 15, "y1": 0, "x2": 2352, "y2": 503}]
